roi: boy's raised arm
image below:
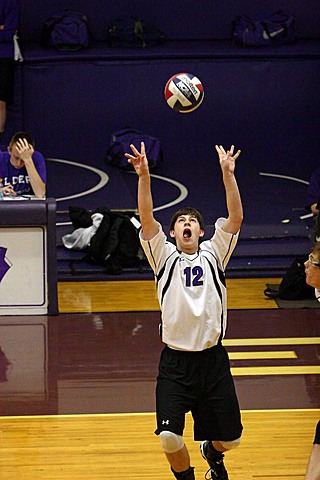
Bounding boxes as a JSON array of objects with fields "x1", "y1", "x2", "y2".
[
  {"x1": 215, "y1": 144, "x2": 243, "y2": 235},
  {"x1": 125, "y1": 142, "x2": 159, "y2": 240}
]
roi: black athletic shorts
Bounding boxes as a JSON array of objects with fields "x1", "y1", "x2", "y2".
[
  {"x1": 0, "y1": 58, "x2": 14, "y2": 104},
  {"x1": 155, "y1": 343, "x2": 243, "y2": 442},
  {"x1": 314, "y1": 420, "x2": 320, "y2": 444}
]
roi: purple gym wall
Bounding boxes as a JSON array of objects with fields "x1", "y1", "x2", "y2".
[{"x1": 5, "y1": 1, "x2": 320, "y2": 236}]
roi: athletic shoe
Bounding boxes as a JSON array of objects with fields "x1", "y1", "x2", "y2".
[{"x1": 200, "y1": 441, "x2": 229, "y2": 480}]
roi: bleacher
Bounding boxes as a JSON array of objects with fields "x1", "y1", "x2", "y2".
[{"x1": 56, "y1": 213, "x2": 313, "y2": 281}]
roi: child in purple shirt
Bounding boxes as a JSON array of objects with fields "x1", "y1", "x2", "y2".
[{"x1": 0, "y1": 131, "x2": 46, "y2": 198}]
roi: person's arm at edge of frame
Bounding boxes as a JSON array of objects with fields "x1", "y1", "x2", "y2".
[
  {"x1": 310, "y1": 203, "x2": 319, "y2": 216},
  {"x1": 0, "y1": 0, "x2": 19, "y2": 42},
  {"x1": 304, "y1": 442, "x2": 320, "y2": 480},
  {"x1": 125, "y1": 141, "x2": 159, "y2": 240},
  {"x1": 216, "y1": 144, "x2": 243, "y2": 235}
]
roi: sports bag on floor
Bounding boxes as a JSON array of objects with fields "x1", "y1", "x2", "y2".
[
  {"x1": 107, "y1": 16, "x2": 165, "y2": 48},
  {"x1": 67, "y1": 206, "x2": 142, "y2": 274},
  {"x1": 232, "y1": 11, "x2": 296, "y2": 47},
  {"x1": 41, "y1": 11, "x2": 91, "y2": 51},
  {"x1": 104, "y1": 128, "x2": 163, "y2": 170},
  {"x1": 264, "y1": 258, "x2": 314, "y2": 301}
]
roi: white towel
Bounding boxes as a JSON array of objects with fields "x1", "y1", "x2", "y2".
[
  {"x1": 14, "y1": 33, "x2": 23, "y2": 62},
  {"x1": 62, "y1": 213, "x2": 103, "y2": 250}
]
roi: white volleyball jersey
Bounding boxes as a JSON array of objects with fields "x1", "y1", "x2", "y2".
[{"x1": 140, "y1": 217, "x2": 239, "y2": 351}]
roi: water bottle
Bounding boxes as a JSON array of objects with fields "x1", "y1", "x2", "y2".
[{"x1": 0, "y1": 178, "x2": 3, "y2": 201}]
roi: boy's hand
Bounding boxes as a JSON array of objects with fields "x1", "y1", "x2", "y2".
[
  {"x1": 215, "y1": 144, "x2": 241, "y2": 174},
  {"x1": 15, "y1": 138, "x2": 34, "y2": 164},
  {"x1": 125, "y1": 142, "x2": 149, "y2": 175},
  {"x1": 3, "y1": 184, "x2": 15, "y2": 196}
]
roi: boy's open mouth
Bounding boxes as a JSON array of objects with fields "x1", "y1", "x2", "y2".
[{"x1": 183, "y1": 228, "x2": 192, "y2": 238}]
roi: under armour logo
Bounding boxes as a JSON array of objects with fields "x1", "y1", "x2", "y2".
[{"x1": 162, "y1": 419, "x2": 170, "y2": 425}]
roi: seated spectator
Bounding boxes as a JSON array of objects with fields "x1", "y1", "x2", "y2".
[
  {"x1": 306, "y1": 166, "x2": 320, "y2": 216},
  {"x1": 304, "y1": 242, "x2": 320, "y2": 479},
  {"x1": 0, "y1": 131, "x2": 46, "y2": 198}
]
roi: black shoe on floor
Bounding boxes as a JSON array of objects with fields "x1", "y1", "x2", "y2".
[{"x1": 200, "y1": 440, "x2": 229, "y2": 480}]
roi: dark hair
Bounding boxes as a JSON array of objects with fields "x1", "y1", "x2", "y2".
[
  {"x1": 9, "y1": 131, "x2": 35, "y2": 149},
  {"x1": 169, "y1": 207, "x2": 205, "y2": 231}
]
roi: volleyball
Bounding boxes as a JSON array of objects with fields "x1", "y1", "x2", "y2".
[{"x1": 164, "y1": 72, "x2": 204, "y2": 113}]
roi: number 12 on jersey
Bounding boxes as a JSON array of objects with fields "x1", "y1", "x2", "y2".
[{"x1": 184, "y1": 266, "x2": 204, "y2": 287}]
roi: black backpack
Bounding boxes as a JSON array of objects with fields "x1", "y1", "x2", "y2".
[
  {"x1": 68, "y1": 206, "x2": 141, "y2": 274},
  {"x1": 88, "y1": 211, "x2": 141, "y2": 274},
  {"x1": 107, "y1": 16, "x2": 165, "y2": 48},
  {"x1": 264, "y1": 257, "x2": 314, "y2": 300},
  {"x1": 41, "y1": 11, "x2": 91, "y2": 51}
]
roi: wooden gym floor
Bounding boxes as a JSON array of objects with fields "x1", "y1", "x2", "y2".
[{"x1": 0, "y1": 277, "x2": 319, "y2": 479}]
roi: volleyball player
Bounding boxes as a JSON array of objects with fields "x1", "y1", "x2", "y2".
[{"x1": 125, "y1": 143, "x2": 243, "y2": 480}]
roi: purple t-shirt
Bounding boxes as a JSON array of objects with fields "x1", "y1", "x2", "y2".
[
  {"x1": 0, "y1": 150, "x2": 47, "y2": 195},
  {"x1": 0, "y1": 0, "x2": 19, "y2": 59}
]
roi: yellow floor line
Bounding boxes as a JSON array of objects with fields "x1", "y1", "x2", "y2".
[
  {"x1": 224, "y1": 337, "x2": 320, "y2": 346},
  {"x1": 231, "y1": 365, "x2": 320, "y2": 375},
  {"x1": 229, "y1": 351, "x2": 297, "y2": 359}
]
